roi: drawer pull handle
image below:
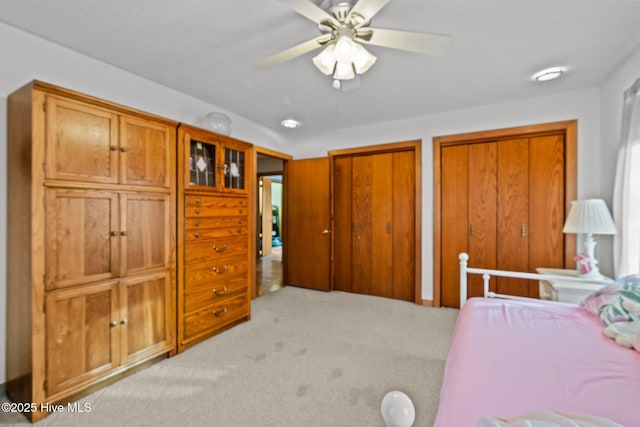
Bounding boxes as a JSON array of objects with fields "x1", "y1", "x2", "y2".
[
  {"x1": 212, "y1": 265, "x2": 228, "y2": 275},
  {"x1": 195, "y1": 209, "x2": 201, "y2": 214},
  {"x1": 213, "y1": 244, "x2": 227, "y2": 253},
  {"x1": 194, "y1": 221, "x2": 200, "y2": 227},
  {"x1": 213, "y1": 285, "x2": 228, "y2": 296},
  {"x1": 213, "y1": 306, "x2": 228, "y2": 317},
  {"x1": 194, "y1": 232, "x2": 201, "y2": 238},
  {"x1": 195, "y1": 198, "x2": 201, "y2": 203}
]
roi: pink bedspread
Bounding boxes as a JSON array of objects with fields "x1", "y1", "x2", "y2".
[{"x1": 434, "y1": 298, "x2": 640, "y2": 426}]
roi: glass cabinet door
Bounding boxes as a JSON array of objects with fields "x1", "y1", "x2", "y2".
[
  {"x1": 189, "y1": 139, "x2": 217, "y2": 188},
  {"x1": 224, "y1": 147, "x2": 246, "y2": 190}
]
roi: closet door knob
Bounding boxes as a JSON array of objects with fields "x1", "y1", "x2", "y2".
[{"x1": 110, "y1": 320, "x2": 118, "y2": 327}]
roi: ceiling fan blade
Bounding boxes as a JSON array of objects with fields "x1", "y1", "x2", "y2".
[
  {"x1": 356, "y1": 28, "x2": 452, "y2": 56},
  {"x1": 280, "y1": 0, "x2": 339, "y2": 28},
  {"x1": 256, "y1": 34, "x2": 333, "y2": 69},
  {"x1": 348, "y1": 0, "x2": 390, "y2": 23}
]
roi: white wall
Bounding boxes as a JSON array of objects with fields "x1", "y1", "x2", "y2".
[
  {"x1": 290, "y1": 87, "x2": 604, "y2": 302},
  {"x1": 0, "y1": 22, "x2": 289, "y2": 387}
]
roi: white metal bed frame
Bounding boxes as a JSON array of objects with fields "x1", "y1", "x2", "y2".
[{"x1": 458, "y1": 252, "x2": 610, "y2": 308}]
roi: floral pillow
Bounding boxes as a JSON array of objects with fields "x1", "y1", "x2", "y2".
[{"x1": 580, "y1": 274, "x2": 640, "y2": 325}]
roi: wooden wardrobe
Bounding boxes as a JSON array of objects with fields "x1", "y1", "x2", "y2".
[
  {"x1": 434, "y1": 121, "x2": 577, "y2": 308},
  {"x1": 7, "y1": 81, "x2": 177, "y2": 421},
  {"x1": 176, "y1": 124, "x2": 252, "y2": 352},
  {"x1": 331, "y1": 141, "x2": 421, "y2": 302}
]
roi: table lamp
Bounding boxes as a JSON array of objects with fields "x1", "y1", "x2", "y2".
[{"x1": 562, "y1": 199, "x2": 617, "y2": 279}]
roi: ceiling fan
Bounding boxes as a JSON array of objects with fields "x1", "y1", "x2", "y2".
[{"x1": 257, "y1": 0, "x2": 453, "y2": 82}]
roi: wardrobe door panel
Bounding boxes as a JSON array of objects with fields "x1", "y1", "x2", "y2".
[
  {"x1": 440, "y1": 145, "x2": 469, "y2": 307},
  {"x1": 351, "y1": 155, "x2": 373, "y2": 295},
  {"x1": 371, "y1": 153, "x2": 394, "y2": 298},
  {"x1": 121, "y1": 272, "x2": 171, "y2": 364},
  {"x1": 468, "y1": 142, "x2": 497, "y2": 297},
  {"x1": 497, "y1": 139, "x2": 530, "y2": 297},
  {"x1": 120, "y1": 116, "x2": 172, "y2": 188},
  {"x1": 333, "y1": 157, "x2": 353, "y2": 292},
  {"x1": 45, "y1": 96, "x2": 119, "y2": 184},
  {"x1": 122, "y1": 193, "x2": 170, "y2": 275},
  {"x1": 45, "y1": 189, "x2": 119, "y2": 290},
  {"x1": 529, "y1": 134, "x2": 566, "y2": 287},
  {"x1": 45, "y1": 281, "x2": 120, "y2": 397},
  {"x1": 391, "y1": 151, "x2": 416, "y2": 301}
]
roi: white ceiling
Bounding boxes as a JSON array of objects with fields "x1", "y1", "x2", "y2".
[{"x1": 1, "y1": 0, "x2": 639, "y2": 138}]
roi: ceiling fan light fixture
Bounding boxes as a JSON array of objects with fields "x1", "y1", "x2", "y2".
[
  {"x1": 312, "y1": 44, "x2": 337, "y2": 75},
  {"x1": 352, "y1": 42, "x2": 376, "y2": 74},
  {"x1": 334, "y1": 34, "x2": 357, "y2": 62},
  {"x1": 334, "y1": 61, "x2": 356, "y2": 80}
]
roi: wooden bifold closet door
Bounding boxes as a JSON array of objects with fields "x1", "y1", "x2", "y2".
[
  {"x1": 333, "y1": 150, "x2": 416, "y2": 301},
  {"x1": 438, "y1": 125, "x2": 573, "y2": 308}
]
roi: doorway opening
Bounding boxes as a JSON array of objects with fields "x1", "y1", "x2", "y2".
[{"x1": 255, "y1": 150, "x2": 289, "y2": 297}]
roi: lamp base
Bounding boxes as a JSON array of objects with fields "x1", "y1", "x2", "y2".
[{"x1": 578, "y1": 268, "x2": 604, "y2": 281}]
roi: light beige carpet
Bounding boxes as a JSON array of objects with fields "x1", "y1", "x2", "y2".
[{"x1": 1, "y1": 287, "x2": 459, "y2": 426}]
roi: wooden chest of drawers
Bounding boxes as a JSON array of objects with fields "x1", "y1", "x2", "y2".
[{"x1": 177, "y1": 124, "x2": 253, "y2": 352}]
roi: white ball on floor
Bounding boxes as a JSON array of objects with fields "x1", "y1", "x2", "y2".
[{"x1": 381, "y1": 390, "x2": 415, "y2": 427}]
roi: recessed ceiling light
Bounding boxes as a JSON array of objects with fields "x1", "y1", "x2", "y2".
[
  {"x1": 280, "y1": 118, "x2": 301, "y2": 129},
  {"x1": 532, "y1": 67, "x2": 566, "y2": 82}
]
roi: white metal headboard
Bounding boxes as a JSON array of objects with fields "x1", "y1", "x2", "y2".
[{"x1": 458, "y1": 252, "x2": 610, "y2": 308}]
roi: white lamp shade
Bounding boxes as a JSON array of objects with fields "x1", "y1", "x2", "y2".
[
  {"x1": 312, "y1": 37, "x2": 376, "y2": 81},
  {"x1": 312, "y1": 44, "x2": 336, "y2": 75},
  {"x1": 334, "y1": 35, "x2": 356, "y2": 63},
  {"x1": 333, "y1": 61, "x2": 356, "y2": 80},
  {"x1": 562, "y1": 199, "x2": 617, "y2": 235},
  {"x1": 352, "y1": 43, "x2": 377, "y2": 74}
]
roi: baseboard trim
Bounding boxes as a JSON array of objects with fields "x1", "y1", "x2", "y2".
[{"x1": 421, "y1": 299, "x2": 433, "y2": 307}]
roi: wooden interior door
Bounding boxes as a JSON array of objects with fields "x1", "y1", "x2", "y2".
[
  {"x1": 261, "y1": 177, "x2": 273, "y2": 256},
  {"x1": 287, "y1": 158, "x2": 331, "y2": 291}
]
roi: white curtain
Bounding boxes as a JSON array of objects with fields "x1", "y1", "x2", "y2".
[{"x1": 613, "y1": 77, "x2": 640, "y2": 278}]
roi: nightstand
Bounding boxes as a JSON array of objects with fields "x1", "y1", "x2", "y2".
[{"x1": 537, "y1": 268, "x2": 613, "y2": 304}]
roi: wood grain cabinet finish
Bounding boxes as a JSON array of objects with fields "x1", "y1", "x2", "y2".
[
  {"x1": 177, "y1": 124, "x2": 252, "y2": 352},
  {"x1": 438, "y1": 131, "x2": 571, "y2": 307},
  {"x1": 7, "y1": 81, "x2": 177, "y2": 422}
]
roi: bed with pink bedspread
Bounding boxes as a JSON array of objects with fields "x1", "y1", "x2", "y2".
[{"x1": 434, "y1": 254, "x2": 640, "y2": 427}]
